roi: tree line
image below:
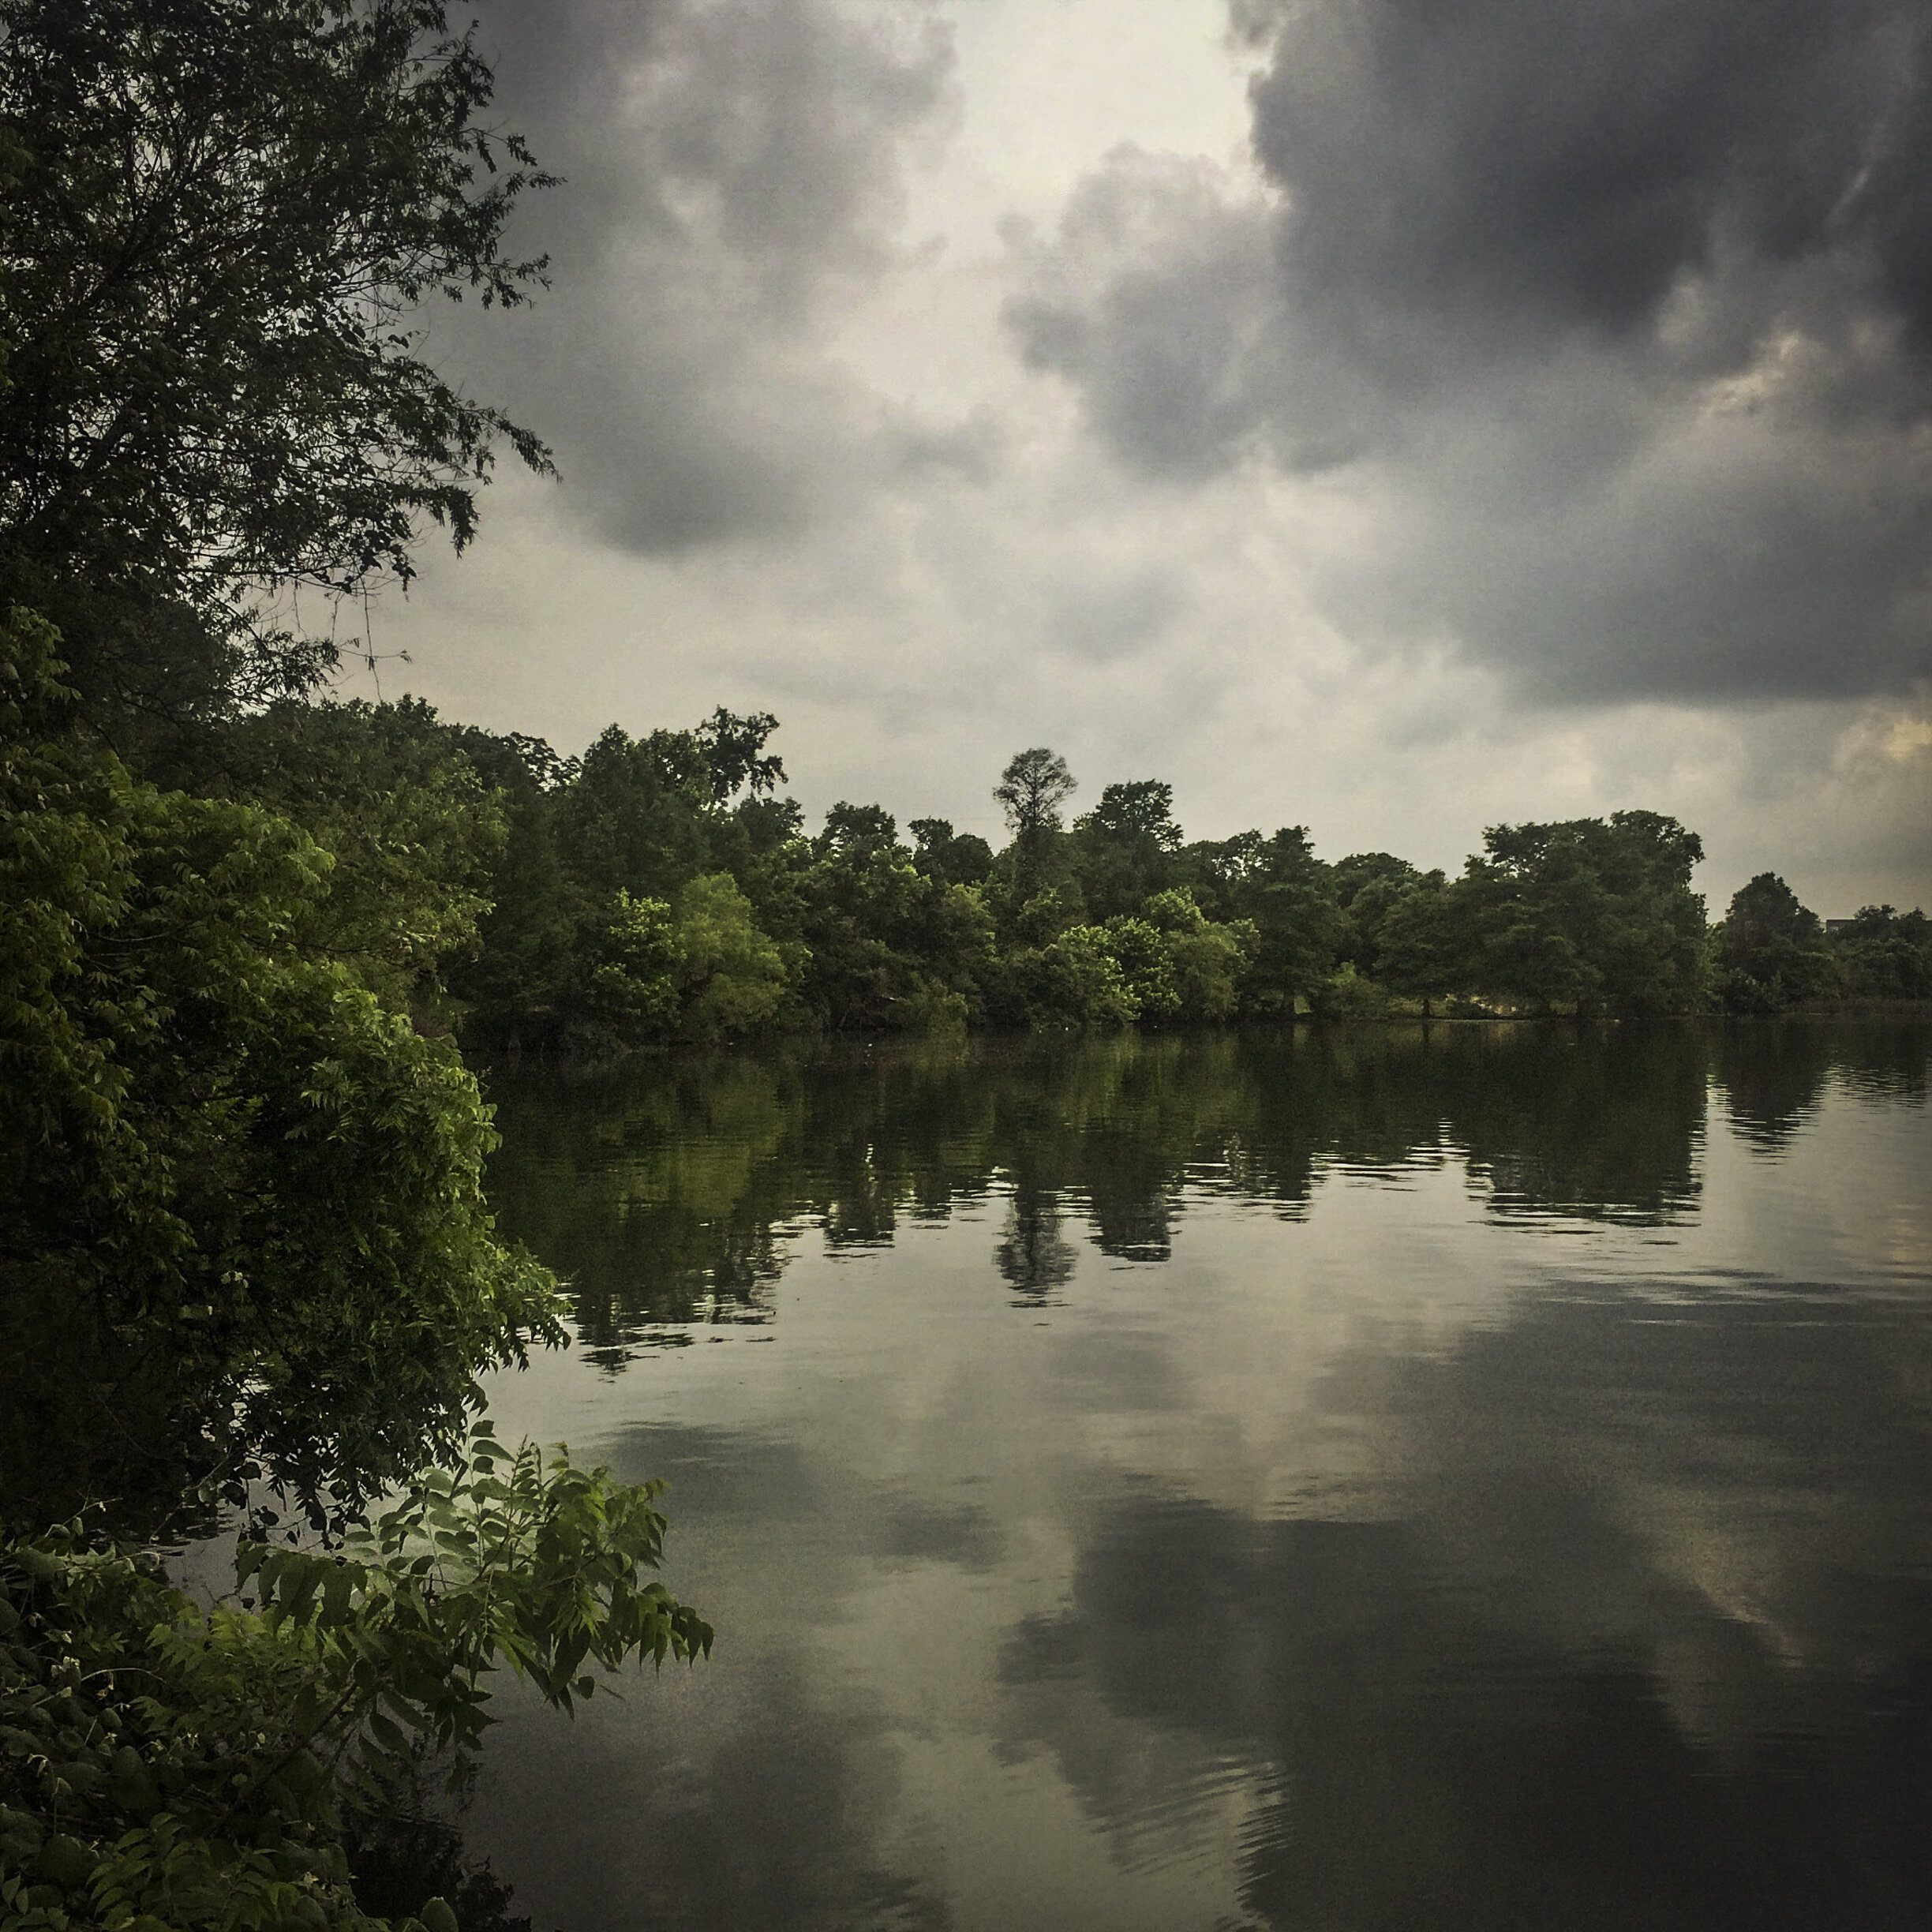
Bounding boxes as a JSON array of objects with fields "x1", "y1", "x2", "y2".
[{"x1": 184, "y1": 699, "x2": 1930, "y2": 1055}]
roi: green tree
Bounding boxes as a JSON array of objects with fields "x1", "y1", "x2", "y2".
[
  {"x1": 554, "y1": 724, "x2": 717, "y2": 905},
  {"x1": 0, "y1": 611, "x2": 561, "y2": 1535},
  {"x1": 1331, "y1": 852, "x2": 1424, "y2": 978},
  {"x1": 909, "y1": 818, "x2": 994, "y2": 886},
  {"x1": 1374, "y1": 872, "x2": 1468, "y2": 1015},
  {"x1": 1023, "y1": 926, "x2": 1137, "y2": 1028},
  {"x1": 578, "y1": 890, "x2": 682, "y2": 1044},
  {"x1": 440, "y1": 728, "x2": 585, "y2": 1051},
  {"x1": 672, "y1": 873, "x2": 789, "y2": 1040},
  {"x1": 994, "y1": 747, "x2": 1076, "y2": 897},
  {"x1": 209, "y1": 699, "x2": 507, "y2": 1017},
  {"x1": 796, "y1": 805, "x2": 990, "y2": 1031},
  {"x1": 1096, "y1": 917, "x2": 1179, "y2": 1020},
  {"x1": 1069, "y1": 778, "x2": 1182, "y2": 919},
  {"x1": 1714, "y1": 873, "x2": 1838, "y2": 1011},
  {"x1": 1191, "y1": 828, "x2": 1342, "y2": 1014},
  {"x1": 0, "y1": 0, "x2": 552, "y2": 738},
  {"x1": 1828, "y1": 904, "x2": 1932, "y2": 999},
  {"x1": 1462, "y1": 812, "x2": 1709, "y2": 1016},
  {"x1": 1140, "y1": 888, "x2": 1253, "y2": 1020},
  {"x1": 692, "y1": 708, "x2": 785, "y2": 806}
]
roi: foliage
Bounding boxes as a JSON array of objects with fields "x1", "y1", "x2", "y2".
[
  {"x1": 1713, "y1": 873, "x2": 1839, "y2": 1011},
  {"x1": 1143, "y1": 889, "x2": 1254, "y2": 1020},
  {"x1": 691, "y1": 709, "x2": 785, "y2": 806},
  {"x1": 0, "y1": 1430, "x2": 710, "y2": 1932},
  {"x1": 579, "y1": 890, "x2": 683, "y2": 1043},
  {"x1": 993, "y1": 747, "x2": 1076, "y2": 896},
  {"x1": 207, "y1": 702, "x2": 507, "y2": 1015},
  {"x1": 672, "y1": 874, "x2": 790, "y2": 1040},
  {"x1": 1829, "y1": 904, "x2": 1932, "y2": 1000},
  {"x1": 1457, "y1": 811, "x2": 1710, "y2": 1017},
  {"x1": 792, "y1": 807, "x2": 994, "y2": 1032},
  {"x1": 408, "y1": 718, "x2": 1794, "y2": 1044},
  {"x1": 908, "y1": 818, "x2": 993, "y2": 887},
  {"x1": 0, "y1": 9, "x2": 728, "y2": 1924},
  {"x1": 1373, "y1": 873, "x2": 1467, "y2": 1013},
  {"x1": 1330, "y1": 852, "x2": 1425, "y2": 979},
  {"x1": 0, "y1": 610, "x2": 561, "y2": 1534},
  {"x1": 1189, "y1": 828, "x2": 1344, "y2": 1014},
  {"x1": 1069, "y1": 780, "x2": 1182, "y2": 918},
  {"x1": 1096, "y1": 917, "x2": 1179, "y2": 1020},
  {"x1": 1017, "y1": 927, "x2": 1137, "y2": 1028},
  {"x1": 0, "y1": 0, "x2": 553, "y2": 724},
  {"x1": 993, "y1": 748, "x2": 1077, "y2": 843}
]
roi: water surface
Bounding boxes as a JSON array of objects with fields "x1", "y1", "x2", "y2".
[{"x1": 472, "y1": 1020, "x2": 1932, "y2": 1931}]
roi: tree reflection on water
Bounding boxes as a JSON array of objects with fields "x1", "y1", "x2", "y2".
[
  {"x1": 475, "y1": 1020, "x2": 1931, "y2": 1930},
  {"x1": 483, "y1": 1019, "x2": 1828, "y2": 1354}
]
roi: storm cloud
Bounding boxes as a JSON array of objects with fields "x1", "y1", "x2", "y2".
[
  {"x1": 445, "y1": 0, "x2": 960, "y2": 552},
  {"x1": 376, "y1": 0, "x2": 1930, "y2": 913},
  {"x1": 1009, "y1": 0, "x2": 1932, "y2": 701}
]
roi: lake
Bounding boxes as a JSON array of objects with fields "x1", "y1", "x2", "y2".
[{"x1": 466, "y1": 1020, "x2": 1932, "y2": 1932}]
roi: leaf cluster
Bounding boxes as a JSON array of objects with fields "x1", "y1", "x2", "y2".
[{"x1": 0, "y1": 1429, "x2": 708, "y2": 1931}]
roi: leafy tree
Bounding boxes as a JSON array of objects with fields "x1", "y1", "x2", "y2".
[
  {"x1": 1462, "y1": 812, "x2": 1709, "y2": 1016},
  {"x1": 1828, "y1": 904, "x2": 1932, "y2": 999},
  {"x1": 672, "y1": 873, "x2": 788, "y2": 1040},
  {"x1": 1714, "y1": 873, "x2": 1838, "y2": 1011},
  {"x1": 1069, "y1": 779, "x2": 1182, "y2": 919},
  {"x1": 993, "y1": 748, "x2": 1077, "y2": 841},
  {"x1": 1195, "y1": 828, "x2": 1342, "y2": 1013},
  {"x1": 1140, "y1": 889, "x2": 1253, "y2": 1020},
  {"x1": 0, "y1": 610, "x2": 561, "y2": 1534},
  {"x1": 0, "y1": 0, "x2": 553, "y2": 736},
  {"x1": 440, "y1": 728, "x2": 585, "y2": 1050},
  {"x1": 994, "y1": 747, "x2": 1076, "y2": 895},
  {"x1": 1022, "y1": 927, "x2": 1136, "y2": 1028},
  {"x1": 554, "y1": 724, "x2": 717, "y2": 905},
  {"x1": 815, "y1": 801, "x2": 900, "y2": 861},
  {"x1": 795, "y1": 806, "x2": 990, "y2": 1031},
  {"x1": 566, "y1": 877, "x2": 791, "y2": 1050},
  {"x1": 209, "y1": 698, "x2": 508, "y2": 1017},
  {"x1": 1374, "y1": 872, "x2": 1467, "y2": 1015},
  {"x1": 908, "y1": 818, "x2": 994, "y2": 886},
  {"x1": 1331, "y1": 852, "x2": 1424, "y2": 977},
  {"x1": 731, "y1": 793, "x2": 808, "y2": 856},
  {"x1": 1097, "y1": 918, "x2": 1180, "y2": 1020},
  {"x1": 0, "y1": 9, "x2": 728, "y2": 1919},
  {"x1": 578, "y1": 890, "x2": 682, "y2": 1045},
  {"x1": 692, "y1": 708, "x2": 784, "y2": 805}
]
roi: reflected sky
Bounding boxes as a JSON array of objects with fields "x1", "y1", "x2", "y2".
[{"x1": 473, "y1": 1021, "x2": 1932, "y2": 1931}]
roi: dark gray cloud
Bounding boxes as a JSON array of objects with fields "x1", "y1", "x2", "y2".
[
  {"x1": 1007, "y1": 0, "x2": 1932, "y2": 702},
  {"x1": 441, "y1": 0, "x2": 958, "y2": 552}
]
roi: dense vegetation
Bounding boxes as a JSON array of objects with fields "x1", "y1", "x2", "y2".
[
  {"x1": 1, "y1": 6, "x2": 705, "y2": 1929},
  {"x1": 173, "y1": 696, "x2": 1925, "y2": 1054}
]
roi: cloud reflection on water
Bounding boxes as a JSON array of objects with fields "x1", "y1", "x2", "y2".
[{"x1": 470, "y1": 1021, "x2": 1930, "y2": 1930}]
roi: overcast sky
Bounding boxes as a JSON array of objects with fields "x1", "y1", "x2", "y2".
[{"x1": 368, "y1": 0, "x2": 1932, "y2": 912}]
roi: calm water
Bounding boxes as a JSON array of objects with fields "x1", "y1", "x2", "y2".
[{"x1": 470, "y1": 1021, "x2": 1932, "y2": 1932}]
